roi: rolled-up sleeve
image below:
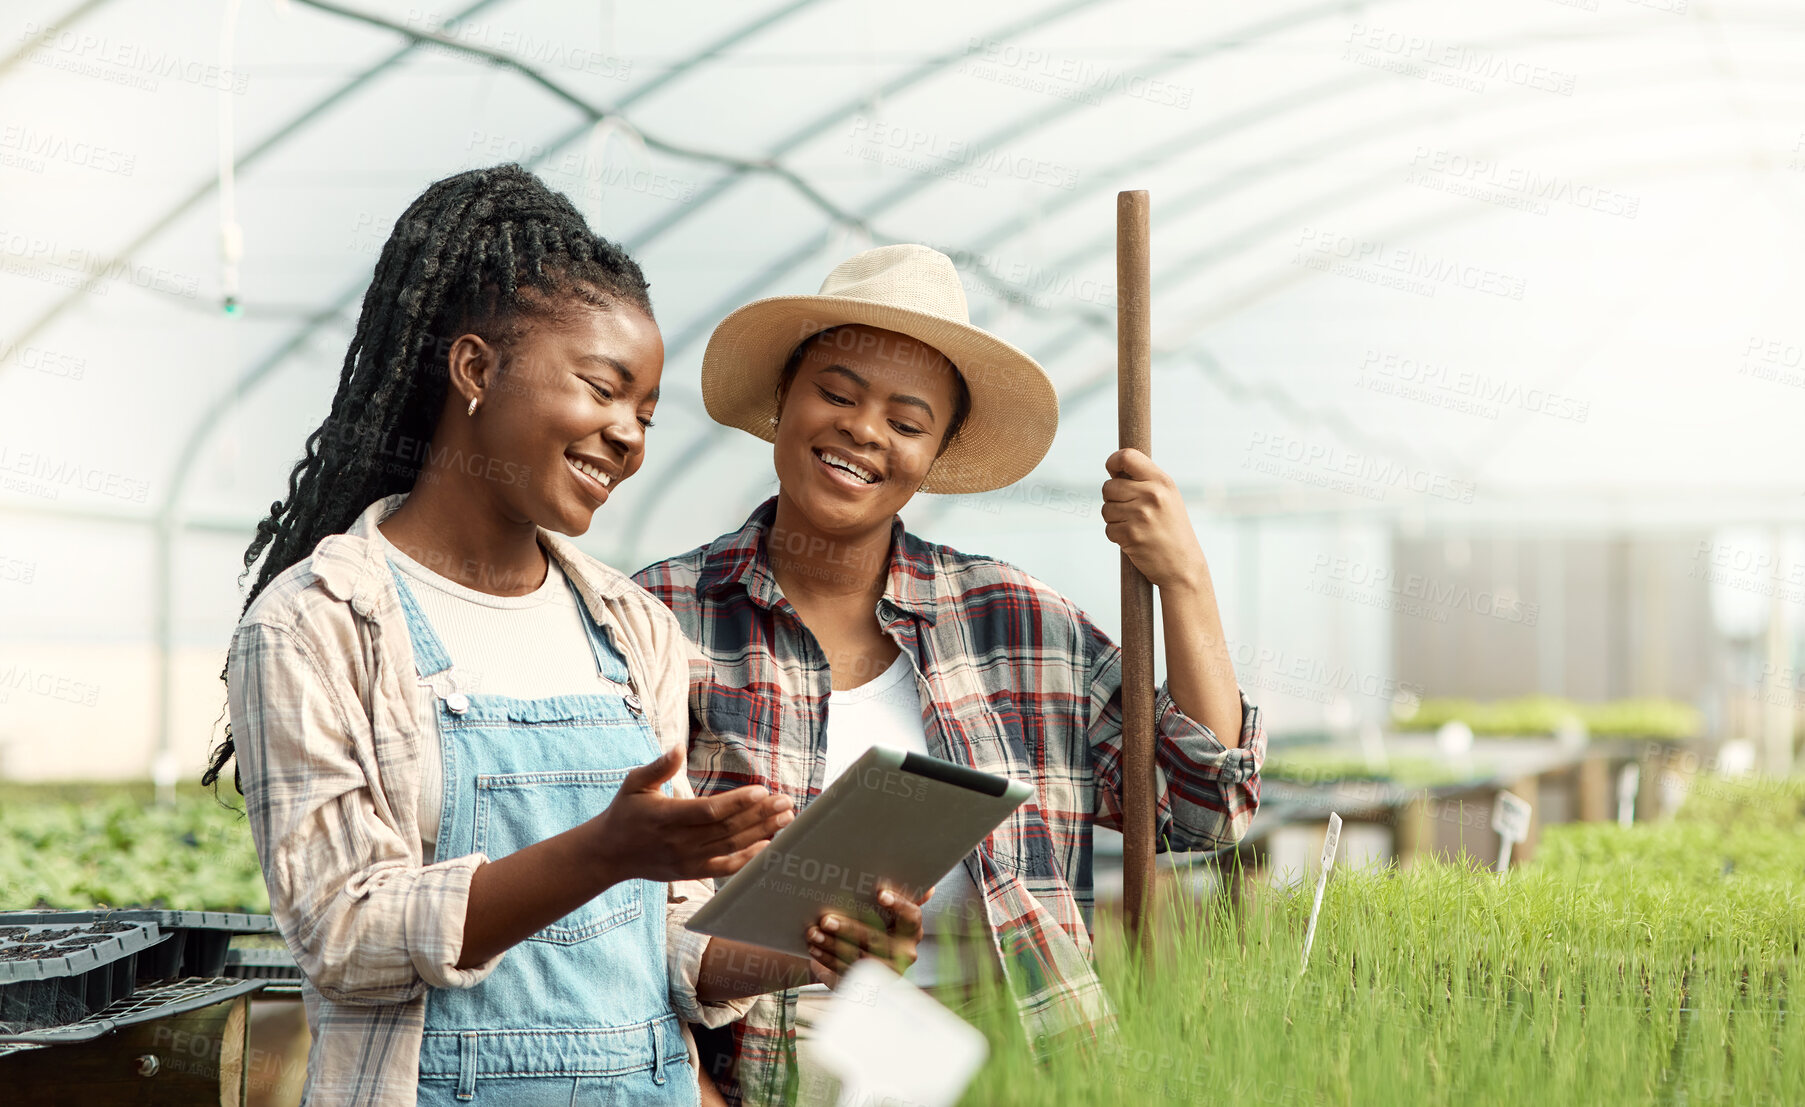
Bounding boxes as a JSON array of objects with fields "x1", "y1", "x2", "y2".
[
  {"x1": 1146, "y1": 686, "x2": 1265, "y2": 850},
  {"x1": 228, "y1": 619, "x2": 503, "y2": 1005},
  {"x1": 644, "y1": 609, "x2": 759, "y2": 1028},
  {"x1": 663, "y1": 880, "x2": 757, "y2": 1027},
  {"x1": 1080, "y1": 613, "x2": 1267, "y2": 852}
]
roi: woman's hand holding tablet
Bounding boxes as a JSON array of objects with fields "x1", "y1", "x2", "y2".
[
  {"x1": 683, "y1": 747, "x2": 1030, "y2": 960},
  {"x1": 804, "y1": 882, "x2": 934, "y2": 987}
]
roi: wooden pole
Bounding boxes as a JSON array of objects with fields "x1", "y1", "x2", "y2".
[{"x1": 1117, "y1": 189, "x2": 1156, "y2": 949}]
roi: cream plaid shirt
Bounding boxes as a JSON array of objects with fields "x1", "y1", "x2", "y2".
[{"x1": 226, "y1": 493, "x2": 753, "y2": 1105}]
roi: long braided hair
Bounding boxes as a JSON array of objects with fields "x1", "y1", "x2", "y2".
[{"x1": 203, "y1": 163, "x2": 653, "y2": 793}]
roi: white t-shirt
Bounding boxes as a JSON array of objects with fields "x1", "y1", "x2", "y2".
[
  {"x1": 378, "y1": 532, "x2": 614, "y2": 856},
  {"x1": 799, "y1": 651, "x2": 990, "y2": 999}
]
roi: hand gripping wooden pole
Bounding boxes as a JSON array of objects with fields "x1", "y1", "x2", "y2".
[{"x1": 1117, "y1": 190, "x2": 1156, "y2": 949}]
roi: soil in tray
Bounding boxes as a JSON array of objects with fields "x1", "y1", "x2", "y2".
[
  {"x1": 46, "y1": 933, "x2": 123, "y2": 951},
  {"x1": 1, "y1": 922, "x2": 149, "y2": 961}
]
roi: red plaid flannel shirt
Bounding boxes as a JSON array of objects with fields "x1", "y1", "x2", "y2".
[{"x1": 634, "y1": 498, "x2": 1265, "y2": 1106}]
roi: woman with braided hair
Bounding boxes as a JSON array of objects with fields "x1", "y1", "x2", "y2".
[{"x1": 212, "y1": 164, "x2": 874, "y2": 1106}]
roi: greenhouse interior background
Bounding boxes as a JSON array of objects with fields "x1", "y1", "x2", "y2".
[
  {"x1": 8, "y1": 0, "x2": 1805, "y2": 785},
  {"x1": 3, "y1": 0, "x2": 1804, "y2": 1103}
]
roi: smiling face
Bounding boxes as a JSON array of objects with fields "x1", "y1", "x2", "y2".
[
  {"x1": 772, "y1": 324, "x2": 964, "y2": 536},
  {"x1": 449, "y1": 298, "x2": 665, "y2": 537}
]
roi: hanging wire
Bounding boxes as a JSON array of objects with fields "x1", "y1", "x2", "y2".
[
  {"x1": 292, "y1": 0, "x2": 875, "y2": 234},
  {"x1": 216, "y1": 0, "x2": 246, "y2": 317}
]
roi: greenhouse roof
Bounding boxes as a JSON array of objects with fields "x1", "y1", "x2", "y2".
[{"x1": 6, "y1": 0, "x2": 1805, "y2": 575}]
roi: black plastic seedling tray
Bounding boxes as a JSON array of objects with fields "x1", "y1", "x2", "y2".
[
  {"x1": 0, "y1": 909, "x2": 275, "y2": 980},
  {"x1": 0, "y1": 975, "x2": 269, "y2": 1045},
  {"x1": 0, "y1": 921, "x2": 164, "y2": 1032},
  {"x1": 223, "y1": 946, "x2": 302, "y2": 981}
]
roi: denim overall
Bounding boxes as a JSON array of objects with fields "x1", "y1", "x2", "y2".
[{"x1": 387, "y1": 561, "x2": 697, "y2": 1107}]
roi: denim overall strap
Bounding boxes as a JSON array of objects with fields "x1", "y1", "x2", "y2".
[
  {"x1": 569, "y1": 575, "x2": 633, "y2": 687},
  {"x1": 387, "y1": 561, "x2": 622, "y2": 686},
  {"x1": 385, "y1": 558, "x2": 696, "y2": 1106},
  {"x1": 388, "y1": 560, "x2": 455, "y2": 679}
]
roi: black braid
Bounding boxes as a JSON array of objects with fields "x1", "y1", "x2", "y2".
[{"x1": 203, "y1": 164, "x2": 653, "y2": 795}]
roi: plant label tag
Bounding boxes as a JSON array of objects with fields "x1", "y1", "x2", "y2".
[
  {"x1": 1617, "y1": 763, "x2": 1640, "y2": 827},
  {"x1": 1491, "y1": 791, "x2": 1531, "y2": 840},
  {"x1": 797, "y1": 959, "x2": 987, "y2": 1107},
  {"x1": 1492, "y1": 790, "x2": 1531, "y2": 874},
  {"x1": 1299, "y1": 812, "x2": 1342, "y2": 974}
]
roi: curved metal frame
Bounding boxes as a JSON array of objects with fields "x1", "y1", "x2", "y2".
[
  {"x1": 622, "y1": 28, "x2": 1762, "y2": 561},
  {"x1": 0, "y1": 0, "x2": 1786, "y2": 782},
  {"x1": 618, "y1": 2, "x2": 1372, "y2": 562},
  {"x1": 912, "y1": 151, "x2": 1745, "y2": 534},
  {"x1": 143, "y1": 0, "x2": 837, "y2": 787}
]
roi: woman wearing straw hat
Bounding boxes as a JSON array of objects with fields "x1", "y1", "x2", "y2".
[{"x1": 634, "y1": 244, "x2": 1265, "y2": 1106}]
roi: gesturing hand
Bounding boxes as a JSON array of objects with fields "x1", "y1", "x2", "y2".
[
  {"x1": 804, "y1": 881, "x2": 933, "y2": 989},
  {"x1": 594, "y1": 745, "x2": 794, "y2": 885},
  {"x1": 1101, "y1": 447, "x2": 1208, "y2": 591}
]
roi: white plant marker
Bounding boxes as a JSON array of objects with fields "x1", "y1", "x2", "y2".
[
  {"x1": 798, "y1": 959, "x2": 987, "y2": 1107},
  {"x1": 1617, "y1": 763, "x2": 1641, "y2": 827},
  {"x1": 1492, "y1": 790, "x2": 1532, "y2": 875},
  {"x1": 1299, "y1": 812, "x2": 1342, "y2": 974}
]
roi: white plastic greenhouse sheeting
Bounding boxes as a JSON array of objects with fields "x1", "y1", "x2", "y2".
[{"x1": 3, "y1": 0, "x2": 1804, "y2": 777}]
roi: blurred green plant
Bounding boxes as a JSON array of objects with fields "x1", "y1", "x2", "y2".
[
  {"x1": 0, "y1": 783, "x2": 266, "y2": 912},
  {"x1": 8, "y1": 773, "x2": 1802, "y2": 1106},
  {"x1": 1394, "y1": 695, "x2": 1702, "y2": 739},
  {"x1": 955, "y1": 770, "x2": 1804, "y2": 1105},
  {"x1": 1261, "y1": 749, "x2": 1480, "y2": 787}
]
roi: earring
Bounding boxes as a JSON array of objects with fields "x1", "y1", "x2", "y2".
[
  {"x1": 767, "y1": 414, "x2": 779, "y2": 428},
  {"x1": 467, "y1": 396, "x2": 480, "y2": 417}
]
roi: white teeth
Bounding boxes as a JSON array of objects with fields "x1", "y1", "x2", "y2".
[
  {"x1": 819, "y1": 451, "x2": 877, "y2": 484},
  {"x1": 569, "y1": 456, "x2": 613, "y2": 489}
]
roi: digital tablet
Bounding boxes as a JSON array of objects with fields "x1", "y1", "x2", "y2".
[{"x1": 683, "y1": 746, "x2": 1032, "y2": 957}]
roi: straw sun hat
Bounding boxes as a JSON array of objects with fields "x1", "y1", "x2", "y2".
[{"x1": 699, "y1": 244, "x2": 1059, "y2": 494}]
